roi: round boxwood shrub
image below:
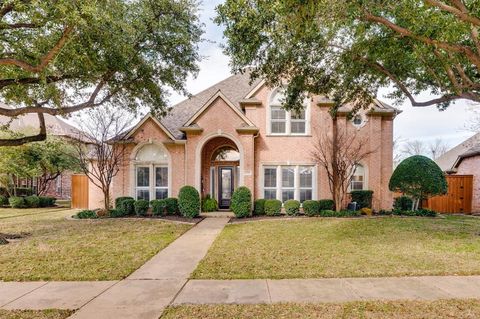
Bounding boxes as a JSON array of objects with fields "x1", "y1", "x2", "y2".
[
  {"x1": 76, "y1": 210, "x2": 98, "y2": 219},
  {"x1": 151, "y1": 199, "x2": 167, "y2": 216},
  {"x1": 165, "y1": 197, "x2": 179, "y2": 215},
  {"x1": 25, "y1": 196, "x2": 40, "y2": 208},
  {"x1": 108, "y1": 209, "x2": 124, "y2": 218},
  {"x1": 39, "y1": 196, "x2": 56, "y2": 207},
  {"x1": 254, "y1": 199, "x2": 266, "y2": 216},
  {"x1": 115, "y1": 196, "x2": 134, "y2": 209},
  {"x1": 9, "y1": 196, "x2": 25, "y2": 208},
  {"x1": 202, "y1": 194, "x2": 218, "y2": 212},
  {"x1": 230, "y1": 186, "x2": 252, "y2": 218},
  {"x1": 284, "y1": 199, "x2": 300, "y2": 216},
  {"x1": 264, "y1": 199, "x2": 282, "y2": 216},
  {"x1": 178, "y1": 186, "x2": 200, "y2": 218},
  {"x1": 118, "y1": 198, "x2": 135, "y2": 215},
  {"x1": 318, "y1": 199, "x2": 335, "y2": 211},
  {"x1": 389, "y1": 155, "x2": 447, "y2": 210},
  {"x1": 303, "y1": 200, "x2": 320, "y2": 216},
  {"x1": 0, "y1": 195, "x2": 8, "y2": 206},
  {"x1": 134, "y1": 199, "x2": 149, "y2": 216}
]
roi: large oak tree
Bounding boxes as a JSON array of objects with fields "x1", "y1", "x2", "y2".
[
  {"x1": 0, "y1": 0, "x2": 202, "y2": 146},
  {"x1": 216, "y1": 0, "x2": 480, "y2": 113}
]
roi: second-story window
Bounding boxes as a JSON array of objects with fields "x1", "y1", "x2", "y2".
[{"x1": 268, "y1": 88, "x2": 309, "y2": 135}]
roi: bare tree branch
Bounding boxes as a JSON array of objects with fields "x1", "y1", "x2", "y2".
[{"x1": 0, "y1": 112, "x2": 46, "y2": 146}]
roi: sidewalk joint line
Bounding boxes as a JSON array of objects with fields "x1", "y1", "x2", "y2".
[
  {"x1": 1, "y1": 282, "x2": 49, "y2": 308},
  {"x1": 75, "y1": 281, "x2": 120, "y2": 310},
  {"x1": 265, "y1": 279, "x2": 272, "y2": 304}
]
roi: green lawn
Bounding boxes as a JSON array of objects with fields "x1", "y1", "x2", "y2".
[
  {"x1": 0, "y1": 208, "x2": 191, "y2": 281},
  {"x1": 161, "y1": 299, "x2": 480, "y2": 319},
  {"x1": 0, "y1": 309, "x2": 73, "y2": 319},
  {"x1": 192, "y1": 216, "x2": 480, "y2": 279}
]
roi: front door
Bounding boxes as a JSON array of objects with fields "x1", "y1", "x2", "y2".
[{"x1": 218, "y1": 167, "x2": 234, "y2": 209}]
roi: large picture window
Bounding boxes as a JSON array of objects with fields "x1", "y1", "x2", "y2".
[
  {"x1": 268, "y1": 88, "x2": 309, "y2": 135},
  {"x1": 350, "y1": 164, "x2": 366, "y2": 191},
  {"x1": 133, "y1": 143, "x2": 170, "y2": 200},
  {"x1": 263, "y1": 165, "x2": 315, "y2": 203}
]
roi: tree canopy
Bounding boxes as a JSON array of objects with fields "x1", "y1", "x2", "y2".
[
  {"x1": 389, "y1": 155, "x2": 447, "y2": 209},
  {"x1": 216, "y1": 0, "x2": 480, "y2": 113},
  {"x1": 0, "y1": 0, "x2": 203, "y2": 145}
]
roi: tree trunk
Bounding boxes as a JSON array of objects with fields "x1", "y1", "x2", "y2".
[
  {"x1": 332, "y1": 116, "x2": 341, "y2": 211},
  {"x1": 103, "y1": 187, "x2": 110, "y2": 211}
]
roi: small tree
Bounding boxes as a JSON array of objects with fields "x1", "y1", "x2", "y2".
[
  {"x1": 74, "y1": 107, "x2": 132, "y2": 210},
  {"x1": 389, "y1": 155, "x2": 447, "y2": 210},
  {"x1": 311, "y1": 117, "x2": 375, "y2": 211}
]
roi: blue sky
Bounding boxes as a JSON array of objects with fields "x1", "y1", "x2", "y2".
[{"x1": 171, "y1": 1, "x2": 476, "y2": 149}]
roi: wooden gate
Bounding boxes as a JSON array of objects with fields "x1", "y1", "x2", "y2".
[
  {"x1": 425, "y1": 175, "x2": 473, "y2": 213},
  {"x1": 71, "y1": 174, "x2": 89, "y2": 209}
]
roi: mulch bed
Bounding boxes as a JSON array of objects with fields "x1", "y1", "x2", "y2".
[{"x1": 0, "y1": 232, "x2": 31, "y2": 245}]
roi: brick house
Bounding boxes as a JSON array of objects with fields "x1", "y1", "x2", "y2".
[
  {"x1": 0, "y1": 103, "x2": 80, "y2": 199},
  {"x1": 88, "y1": 72, "x2": 399, "y2": 210}
]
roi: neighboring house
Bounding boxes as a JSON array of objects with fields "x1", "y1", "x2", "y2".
[
  {"x1": 0, "y1": 103, "x2": 81, "y2": 199},
  {"x1": 435, "y1": 133, "x2": 480, "y2": 213},
  {"x1": 89, "y1": 72, "x2": 400, "y2": 210}
]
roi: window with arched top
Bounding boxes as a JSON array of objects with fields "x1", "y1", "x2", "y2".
[
  {"x1": 350, "y1": 164, "x2": 366, "y2": 191},
  {"x1": 268, "y1": 88, "x2": 310, "y2": 135},
  {"x1": 133, "y1": 143, "x2": 170, "y2": 201}
]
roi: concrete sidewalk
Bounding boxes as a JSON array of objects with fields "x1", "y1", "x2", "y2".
[
  {"x1": 0, "y1": 218, "x2": 229, "y2": 319},
  {"x1": 172, "y1": 276, "x2": 480, "y2": 305}
]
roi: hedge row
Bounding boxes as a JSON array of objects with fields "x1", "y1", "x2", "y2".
[
  {"x1": 113, "y1": 196, "x2": 180, "y2": 217},
  {"x1": 6, "y1": 196, "x2": 56, "y2": 208}
]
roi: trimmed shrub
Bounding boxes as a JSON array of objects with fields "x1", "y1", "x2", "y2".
[
  {"x1": 264, "y1": 199, "x2": 282, "y2": 216},
  {"x1": 178, "y1": 186, "x2": 200, "y2": 218},
  {"x1": 118, "y1": 198, "x2": 135, "y2": 216},
  {"x1": 39, "y1": 196, "x2": 56, "y2": 207},
  {"x1": 415, "y1": 208, "x2": 437, "y2": 217},
  {"x1": 253, "y1": 199, "x2": 266, "y2": 216},
  {"x1": 134, "y1": 199, "x2": 149, "y2": 216},
  {"x1": 231, "y1": 187, "x2": 252, "y2": 218},
  {"x1": 393, "y1": 196, "x2": 413, "y2": 211},
  {"x1": 9, "y1": 196, "x2": 25, "y2": 208},
  {"x1": 303, "y1": 200, "x2": 320, "y2": 216},
  {"x1": 25, "y1": 196, "x2": 40, "y2": 208},
  {"x1": 318, "y1": 210, "x2": 361, "y2": 217},
  {"x1": 151, "y1": 199, "x2": 167, "y2": 216},
  {"x1": 76, "y1": 210, "x2": 98, "y2": 219},
  {"x1": 115, "y1": 196, "x2": 134, "y2": 209},
  {"x1": 350, "y1": 190, "x2": 373, "y2": 209},
  {"x1": 318, "y1": 199, "x2": 335, "y2": 211},
  {"x1": 165, "y1": 197, "x2": 179, "y2": 215},
  {"x1": 108, "y1": 209, "x2": 124, "y2": 218},
  {"x1": 0, "y1": 195, "x2": 8, "y2": 206},
  {"x1": 284, "y1": 200, "x2": 300, "y2": 216},
  {"x1": 391, "y1": 209, "x2": 437, "y2": 217},
  {"x1": 202, "y1": 194, "x2": 218, "y2": 212}
]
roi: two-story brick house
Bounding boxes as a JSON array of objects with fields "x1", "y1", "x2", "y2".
[{"x1": 88, "y1": 72, "x2": 399, "y2": 211}]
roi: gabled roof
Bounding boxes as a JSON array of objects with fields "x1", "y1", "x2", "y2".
[
  {"x1": 124, "y1": 113, "x2": 176, "y2": 141},
  {"x1": 159, "y1": 71, "x2": 262, "y2": 139},
  {"x1": 183, "y1": 90, "x2": 254, "y2": 127},
  {"x1": 435, "y1": 132, "x2": 480, "y2": 171}
]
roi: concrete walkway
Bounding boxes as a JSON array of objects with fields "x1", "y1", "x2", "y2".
[
  {"x1": 172, "y1": 276, "x2": 480, "y2": 305},
  {"x1": 0, "y1": 218, "x2": 229, "y2": 319}
]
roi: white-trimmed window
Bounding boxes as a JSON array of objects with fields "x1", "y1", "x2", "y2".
[
  {"x1": 263, "y1": 165, "x2": 316, "y2": 203},
  {"x1": 133, "y1": 144, "x2": 170, "y2": 201},
  {"x1": 268, "y1": 88, "x2": 309, "y2": 135},
  {"x1": 350, "y1": 164, "x2": 365, "y2": 191}
]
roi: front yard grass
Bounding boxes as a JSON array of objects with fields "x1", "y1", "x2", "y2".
[
  {"x1": 0, "y1": 309, "x2": 73, "y2": 319},
  {"x1": 0, "y1": 208, "x2": 191, "y2": 281},
  {"x1": 192, "y1": 216, "x2": 480, "y2": 279},
  {"x1": 161, "y1": 299, "x2": 480, "y2": 319}
]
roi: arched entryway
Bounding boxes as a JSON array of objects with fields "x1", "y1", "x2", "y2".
[{"x1": 199, "y1": 136, "x2": 241, "y2": 209}]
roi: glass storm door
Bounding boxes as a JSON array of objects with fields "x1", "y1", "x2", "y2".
[{"x1": 218, "y1": 167, "x2": 234, "y2": 209}]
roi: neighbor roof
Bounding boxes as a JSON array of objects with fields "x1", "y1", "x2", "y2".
[
  {"x1": 0, "y1": 102, "x2": 82, "y2": 138},
  {"x1": 435, "y1": 132, "x2": 480, "y2": 171}
]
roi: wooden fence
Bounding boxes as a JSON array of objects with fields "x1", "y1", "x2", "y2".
[
  {"x1": 71, "y1": 174, "x2": 89, "y2": 209},
  {"x1": 424, "y1": 175, "x2": 473, "y2": 214}
]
